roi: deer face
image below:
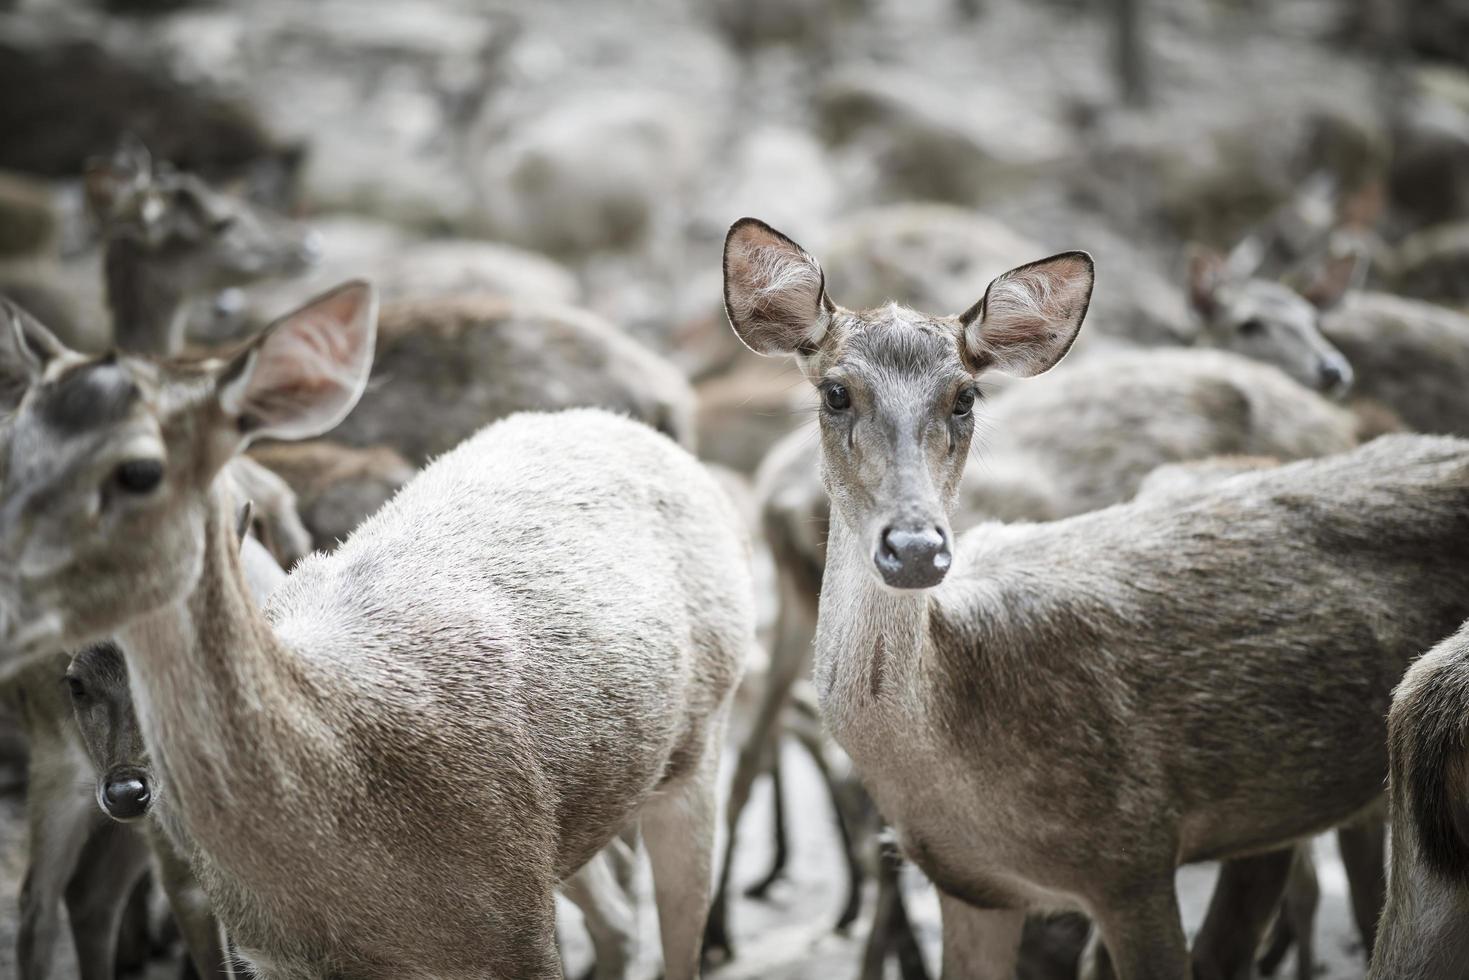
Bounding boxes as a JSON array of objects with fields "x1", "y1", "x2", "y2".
[
  {"x1": 67, "y1": 642, "x2": 155, "y2": 823},
  {"x1": 87, "y1": 141, "x2": 320, "y2": 296},
  {"x1": 1188, "y1": 249, "x2": 1357, "y2": 397},
  {"x1": 723, "y1": 218, "x2": 1092, "y2": 592},
  {"x1": 0, "y1": 282, "x2": 377, "y2": 658}
]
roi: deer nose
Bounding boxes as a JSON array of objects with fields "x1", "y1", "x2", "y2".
[
  {"x1": 875, "y1": 525, "x2": 952, "y2": 590},
  {"x1": 1318, "y1": 358, "x2": 1353, "y2": 396},
  {"x1": 101, "y1": 771, "x2": 151, "y2": 822}
]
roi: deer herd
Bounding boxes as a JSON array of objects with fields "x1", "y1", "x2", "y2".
[{"x1": 0, "y1": 142, "x2": 1465, "y2": 980}]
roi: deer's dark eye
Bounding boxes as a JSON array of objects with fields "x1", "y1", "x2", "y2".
[
  {"x1": 211, "y1": 216, "x2": 236, "y2": 235},
  {"x1": 824, "y1": 384, "x2": 851, "y2": 412},
  {"x1": 113, "y1": 460, "x2": 163, "y2": 495},
  {"x1": 953, "y1": 388, "x2": 977, "y2": 417},
  {"x1": 65, "y1": 676, "x2": 87, "y2": 702},
  {"x1": 1239, "y1": 318, "x2": 1266, "y2": 337}
]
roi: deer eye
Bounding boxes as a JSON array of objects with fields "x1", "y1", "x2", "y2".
[
  {"x1": 113, "y1": 459, "x2": 164, "y2": 495},
  {"x1": 1239, "y1": 318, "x2": 1266, "y2": 337},
  {"x1": 823, "y1": 384, "x2": 851, "y2": 412},
  {"x1": 211, "y1": 215, "x2": 236, "y2": 235},
  {"x1": 65, "y1": 676, "x2": 87, "y2": 702},
  {"x1": 953, "y1": 388, "x2": 977, "y2": 417}
]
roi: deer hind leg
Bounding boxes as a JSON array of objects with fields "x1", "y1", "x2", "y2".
[
  {"x1": 936, "y1": 895, "x2": 1024, "y2": 980},
  {"x1": 1191, "y1": 847, "x2": 1294, "y2": 980},
  {"x1": 642, "y1": 722, "x2": 723, "y2": 980},
  {"x1": 561, "y1": 846, "x2": 637, "y2": 980},
  {"x1": 1091, "y1": 878, "x2": 1192, "y2": 980},
  {"x1": 1336, "y1": 811, "x2": 1386, "y2": 959}
]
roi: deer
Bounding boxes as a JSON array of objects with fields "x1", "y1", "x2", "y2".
[
  {"x1": 710, "y1": 346, "x2": 1368, "y2": 966},
  {"x1": 0, "y1": 281, "x2": 754, "y2": 980},
  {"x1": 720, "y1": 216, "x2": 1469, "y2": 980},
  {"x1": 6, "y1": 489, "x2": 290, "y2": 980},
  {"x1": 324, "y1": 294, "x2": 698, "y2": 465},
  {"x1": 83, "y1": 137, "x2": 321, "y2": 356},
  {"x1": 1368, "y1": 619, "x2": 1469, "y2": 980}
]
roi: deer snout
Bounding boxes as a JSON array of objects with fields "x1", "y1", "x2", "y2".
[
  {"x1": 875, "y1": 524, "x2": 952, "y2": 590},
  {"x1": 100, "y1": 769, "x2": 151, "y2": 822},
  {"x1": 1317, "y1": 356, "x2": 1353, "y2": 398}
]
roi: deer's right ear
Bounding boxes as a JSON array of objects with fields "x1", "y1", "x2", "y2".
[
  {"x1": 0, "y1": 299, "x2": 69, "y2": 409},
  {"x1": 723, "y1": 218, "x2": 832, "y2": 356},
  {"x1": 215, "y1": 280, "x2": 377, "y2": 446}
]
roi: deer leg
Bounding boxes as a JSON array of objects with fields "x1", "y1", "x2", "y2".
[
  {"x1": 784, "y1": 701, "x2": 866, "y2": 932},
  {"x1": 1092, "y1": 879, "x2": 1192, "y2": 980},
  {"x1": 1191, "y1": 848, "x2": 1294, "y2": 980},
  {"x1": 743, "y1": 744, "x2": 789, "y2": 899},
  {"x1": 561, "y1": 850, "x2": 637, "y2": 980},
  {"x1": 704, "y1": 602, "x2": 812, "y2": 963},
  {"x1": 1284, "y1": 846, "x2": 1319, "y2": 980},
  {"x1": 1336, "y1": 814, "x2": 1386, "y2": 959},
  {"x1": 64, "y1": 821, "x2": 152, "y2": 980},
  {"x1": 18, "y1": 778, "x2": 97, "y2": 980},
  {"x1": 149, "y1": 824, "x2": 236, "y2": 980},
  {"x1": 643, "y1": 728, "x2": 721, "y2": 980},
  {"x1": 937, "y1": 896, "x2": 1024, "y2": 980}
]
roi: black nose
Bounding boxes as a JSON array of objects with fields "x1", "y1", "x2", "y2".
[
  {"x1": 875, "y1": 526, "x2": 952, "y2": 589},
  {"x1": 101, "y1": 773, "x2": 151, "y2": 821},
  {"x1": 1318, "y1": 360, "x2": 1352, "y2": 395}
]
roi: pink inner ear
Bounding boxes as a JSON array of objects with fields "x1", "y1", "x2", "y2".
[
  {"x1": 725, "y1": 224, "x2": 825, "y2": 353},
  {"x1": 967, "y1": 254, "x2": 1091, "y2": 375},
  {"x1": 244, "y1": 287, "x2": 373, "y2": 427}
]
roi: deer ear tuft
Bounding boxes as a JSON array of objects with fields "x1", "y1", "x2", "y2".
[
  {"x1": 959, "y1": 251, "x2": 1093, "y2": 378},
  {"x1": 217, "y1": 280, "x2": 377, "y2": 446},
  {"x1": 723, "y1": 218, "x2": 831, "y2": 357}
]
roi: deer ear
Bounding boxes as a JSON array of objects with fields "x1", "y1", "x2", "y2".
[
  {"x1": 0, "y1": 298, "x2": 70, "y2": 409},
  {"x1": 1186, "y1": 246, "x2": 1228, "y2": 317},
  {"x1": 1298, "y1": 250, "x2": 1364, "y2": 310},
  {"x1": 723, "y1": 217, "x2": 832, "y2": 356},
  {"x1": 216, "y1": 281, "x2": 377, "y2": 445},
  {"x1": 84, "y1": 136, "x2": 153, "y2": 223},
  {"x1": 959, "y1": 251, "x2": 1093, "y2": 378}
]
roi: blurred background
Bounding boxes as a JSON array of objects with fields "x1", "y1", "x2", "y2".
[{"x1": 0, "y1": 0, "x2": 1465, "y2": 977}]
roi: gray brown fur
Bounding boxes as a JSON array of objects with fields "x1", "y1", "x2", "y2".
[
  {"x1": 329, "y1": 294, "x2": 697, "y2": 464},
  {"x1": 1321, "y1": 291, "x2": 1469, "y2": 438},
  {"x1": 722, "y1": 217, "x2": 1469, "y2": 979}
]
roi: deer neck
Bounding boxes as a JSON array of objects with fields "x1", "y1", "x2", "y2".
[
  {"x1": 815, "y1": 508, "x2": 931, "y2": 736},
  {"x1": 104, "y1": 241, "x2": 190, "y2": 355},
  {"x1": 115, "y1": 483, "x2": 321, "y2": 863}
]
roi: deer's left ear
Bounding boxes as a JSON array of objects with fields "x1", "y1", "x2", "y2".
[
  {"x1": 959, "y1": 251, "x2": 1094, "y2": 377},
  {"x1": 0, "y1": 298, "x2": 71, "y2": 410},
  {"x1": 1297, "y1": 249, "x2": 1365, "y2": 311},
  {"x1": 215, "y1": 280, "x2": 377, "y2": 447}
]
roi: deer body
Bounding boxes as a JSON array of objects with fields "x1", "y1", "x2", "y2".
[
  {"x1": 126, "y1": 411, "x2": 748, "y2": 977},
  {"x1": 0, "y1": 285, "x2": 752, "y2": 980},
  {"x1": 720, "y1": 218, "x2": 1469, "y2": 978}
]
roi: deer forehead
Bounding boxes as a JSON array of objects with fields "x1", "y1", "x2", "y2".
[
  {"x1": 830, "y1": 304, "x2": 967, "y2": 382},
  {"x1": 1225, "y1": 281, "x2": 1314, "y2": 323}
]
